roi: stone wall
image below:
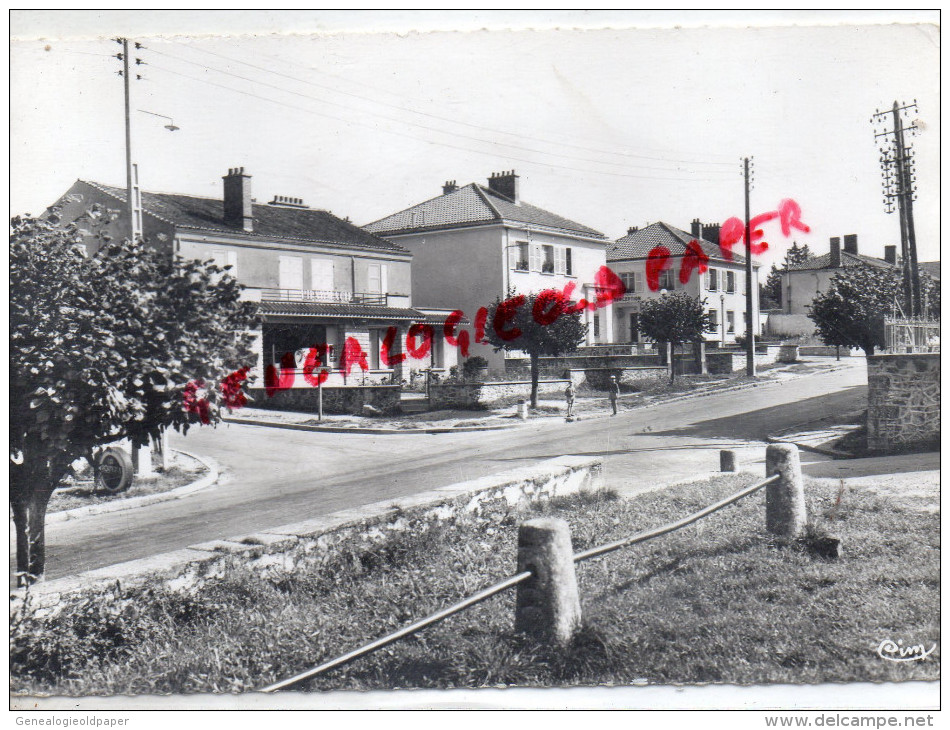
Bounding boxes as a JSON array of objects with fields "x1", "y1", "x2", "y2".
[
  {"x1": 429, "y1": 379, "x2": 570, "y2": 409},
  {"x1": 799, "y1": 346, "x2": 852, "y2": 357},
  {"x1": 867, "y1": 353, "x2": 940, "y2": 453},
  {"x1": 23, "y1": 456, "x2": 605, "y2": 612},
  {"x1": 247, "y1": 385, "x2": 402, "y2": 415},
  {"x1": 505, "y1": 353, "x2": 663, "y2": 379}
]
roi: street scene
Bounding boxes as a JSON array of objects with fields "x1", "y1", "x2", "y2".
[{"x1": 9, "y1": 10, "x2": 939, "y2": 718}]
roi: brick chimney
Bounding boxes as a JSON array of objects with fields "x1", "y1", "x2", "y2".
[
  {"x1": 829, "y1": 237, "x2": 841, "y2": 269},
  {"x1": 843, "y1": 234, "x2": 858, "y2": 255},
  {"x1": 884, "y1": 245, "x2": 897, "y2": 265},
  {"x1": 442, "y1": 180, "x2": 458, "y2": 195},
  {"x1": 702, "y1": 222, "x2": 721, "y2": 246},
  {"x1": 487, "y1": 170, "x2": 520, "y2": 203},
  {"x1": 223, "y1": 167, "x2": 253, "y2": 232},
  {"x1": 690, "y1": 218, "x2": 702, "y2": 239},
  {"x1": 627, "y1": 226, "x2": 639, "y2": 235}
]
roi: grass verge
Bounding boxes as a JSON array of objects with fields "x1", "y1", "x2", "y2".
[
  {"x1": 48, "y1": 452, "x2": 207, "y2": 513},
  {"x1": 12, "y1": 473, "x2": 938, "y2": 694}
]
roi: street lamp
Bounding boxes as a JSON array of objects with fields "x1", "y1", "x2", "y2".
[
  {"x1": 138, "y1": 109, "x2": 180, "y2": 131},
  {"x1": 720, "y1": 293, "x2": 726, "y2": 344}
]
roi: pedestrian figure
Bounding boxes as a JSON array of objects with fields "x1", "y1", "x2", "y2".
[
  {"x1": 565, "y1": 380, "x2": 576, "y2": 420},
  {"x1": 607, "y1": 375, "x2": 620, "y2": 416}
]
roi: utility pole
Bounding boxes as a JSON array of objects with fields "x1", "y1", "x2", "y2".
[
  {"x1": 872, "y1": 100, "x2": 921, "y2": 316},
  {"x1": 115, "y1": 38, "x2": 143, "y2": 242},
  {"x1": 743, "y1": 156, "x2": 755, "y2": 376}
]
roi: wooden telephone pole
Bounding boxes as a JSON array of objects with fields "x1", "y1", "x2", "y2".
[
  {"x1": 115, "y1": 38, "x2": 143, "y2": 242},
  {"x1": 743, "y1": 156, "x2": 755, "y2": 377},
  {"x1": 872, "y1": 100, "x2": 921, "y2": 316}
]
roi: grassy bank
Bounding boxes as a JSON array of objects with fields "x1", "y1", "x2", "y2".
[{"x1": 12, "y1": 472, "x2": 938, "y2": 695}]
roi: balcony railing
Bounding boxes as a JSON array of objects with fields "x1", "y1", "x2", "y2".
[{"x1": 260, "y1": 289, "x2": 387, "y2": 306}]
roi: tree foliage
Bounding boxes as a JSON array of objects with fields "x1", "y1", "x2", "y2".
[
  {"x1": 807, "y1": 264, "x2": 901, "y2": 356},
  {"x1": 483, "y1": 289, "x2": 587, "y2": 407},
  {"x1": 10, "y1": 210, "x2": 259, "y2": 581},
  {"x1": 637, "y1": 293, "x2": 714, "y2": 381}
]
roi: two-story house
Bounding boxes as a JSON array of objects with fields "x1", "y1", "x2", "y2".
[
  {"x1": 607, "y1": 220, "x2": 761, "y2": 345},
  {"x1": 782, "y1": 235, "x2": 896, "y2": 315},
  {"x1": 47, "y1": 167, "x2": 438, "y2": 385},
  {"x1": 364, "y1": 171, "x2": 611, "y2": 372}
]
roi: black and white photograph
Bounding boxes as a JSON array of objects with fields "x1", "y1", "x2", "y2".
[{"x1": 9, "y1": 9, "x2": 940, "y2": 720}]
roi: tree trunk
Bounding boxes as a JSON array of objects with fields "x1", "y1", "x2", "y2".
[
  {"x1": 530, "y1": 352, "x2": 540, "y2": 409},
  {"x1": 11, "y1": 487, "x2": 54, "y2": 585},
  {"x1": 669, "y1": 342, "x2": 677, "y2": 382}
]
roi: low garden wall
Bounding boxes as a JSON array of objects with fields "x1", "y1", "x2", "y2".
[
  {"x1": 247, "y1": 385, "x2": 402, "y2": 415},
  {"x1": 866, "y1": 353, "x2": 940, "y2": 453},
  {"x1": 22, "y1": 455, "x2": 605, "y2": 611},
  {"x1": 429, "y1": 379, "x2": 570, "y2": 409},
  {"x1": 799, "y1": 346, "x2": 852, "y2": 357},
  {"x1": 505, "y1": 354, "x2": 663, "y2": 378}
]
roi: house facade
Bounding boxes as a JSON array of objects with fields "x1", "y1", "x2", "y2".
[
  {"x1": 781, "y1": 235, "x2": 896, "y2": 315},
  {"x1": 364, "y1": 171, "x2": 611, "y2": 372},
  {"x1": 607, "y1": 221, "x2": 761, "y2": 345},
  {"x1": 47, "y1": 168, "x2": 453, "y2": 386}
]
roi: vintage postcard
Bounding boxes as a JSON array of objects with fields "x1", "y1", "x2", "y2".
[{"x1": 9, "y1": 9, "x2": 940, "y2": 721}]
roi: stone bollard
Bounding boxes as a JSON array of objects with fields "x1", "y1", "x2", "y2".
[
  {"x1": 518, "y1": 399, "x2": 528, "y2": 420},
  {"x1": 515, "y1": 518, "x2": 581, "y2": 645},
  {"x1": 720, "y1": 449, "x2": 737, "y2": 472},
  {"x1": 765, "y1": 443, "x2": 807, "y2": 537}
]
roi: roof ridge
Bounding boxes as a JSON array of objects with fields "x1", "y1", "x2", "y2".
[{"x1": 472, "y1": 183, "x2": 503, "y2": 219}]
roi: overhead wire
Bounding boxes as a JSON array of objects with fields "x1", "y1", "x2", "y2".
[
  {"x1": 156, "y1": 42, "x2": 737, "y2": 173},
  {"x1": 145, "y1": 61, "x2": 736, "y2": 184},
  {"x1": 188, "y1": 40, "x2": 738, "y2": 166}
]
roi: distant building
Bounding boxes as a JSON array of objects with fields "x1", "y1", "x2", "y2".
[
  {"x1": 47, "y1": 168, "x2": 450, "y2": 383},
  {"x1": 781, "y1": 235, "x2": 896, "y2": 315},
  {"x1": 365, "y1": 171, "x2": 611, "y2": 370},
  {"x1": 607, "y1": 220, "x2": 761, "y2": 345}
]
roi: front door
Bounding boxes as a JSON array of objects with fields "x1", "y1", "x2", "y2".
[{"x1": 629, "y1": 313, "x2": 640, "y2": 343}]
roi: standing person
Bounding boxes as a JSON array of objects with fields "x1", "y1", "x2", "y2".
[
  {"x1": 565, "y1": 380, "x2": 576, "y2": 421},
  {"x1": 607, "y1": 375, "x2": 620, "y2": 416}
]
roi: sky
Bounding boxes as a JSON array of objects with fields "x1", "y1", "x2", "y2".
[{"x1": 9, "y1": 10, "x2": 940, "y2": 270}]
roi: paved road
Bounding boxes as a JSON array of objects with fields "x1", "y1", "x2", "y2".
[{"x1": 20, "y1": 362, "x2": 870, "y2": 581}]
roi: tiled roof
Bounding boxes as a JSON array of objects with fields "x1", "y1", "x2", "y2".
[
  {"x1": 607, "y1": 222, "x2": 749, "y2": 265},
  {"x1": 261, "y1": 302, "x2": 423, "y2": 320},
  {"x1": 80, "y1": 180, "x2": 408, "y2": 255},
  {"x1": 364, "y1": 183, "x2": 606, "y2": 239},
  {"x1": 787, "y1": 251, "x2": 895, "y2": 271}
]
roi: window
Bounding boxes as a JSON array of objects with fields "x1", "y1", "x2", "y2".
[
  {"x1": 726, "y1": 310, "x2": 735, "y2": 334},
  {"x1": 708, "y1": 268, "x2": 718, "y2": 291},
  {"x1": 658, "y1": 269, "x2": 676, "y2": 291},
  {"x1": 279, "y1": 255, "x2": 303, "y2": 291},
  {"x1": 566, "y1": 248, "x2": 573, "y2": 275},
  {"x1": 554, "y1": 246, "x2": 568, "y2": 274},
  {"x1": 367, "y1": 263, "x2": 387, "y2": 294},
  {"x1": 510, "y1": 241, "x2": 529, "y2": 271},
  {"x1": 708, "y1": 308, "x2": 718, "y2": 328},
  {"x1": 529, "y1": 244, "x2": 543, "y2": 272},
  {"x1": 593, "y1": 314, "x2": 600, "y2": 340},
  {"x1": 311, "y1": 258, "x2": 334, "y2": 293},
  {"x1": 211, "y1": 249, "x2": 238, "y2": 277},
  {"x1": 736, "y1": 271, "x2": 744, "y2": 292},
  {"x1": 541, "y1": 245, "x2": 555, "y2": 273},
  {"x1": 620, "y1": 272, "x2": 637, "y2": 294},
  {"x1": 726, "y1": 270, "x2": 736, "y2": 293}
]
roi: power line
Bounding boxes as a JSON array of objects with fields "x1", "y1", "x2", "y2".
[
  {"x1": 146, "y1": 61, "x2": 736, "y2": 184},
  {"x1": 162, "y1": 41, "x2": 738, "y2": 170}
]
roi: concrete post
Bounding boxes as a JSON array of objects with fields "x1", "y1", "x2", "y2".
[
  {"x1": 515, "y1": 518, "x2": 581, "y2": 645},
  {"x1": 694, "y1": 340, "x2": 708, "y2": 375},
  {"x1": 720, "y1": 449, "x2": 737, "y2": 472},
  {"x1": 765, "y1": 443, "x2": 807, "y2": 537}
]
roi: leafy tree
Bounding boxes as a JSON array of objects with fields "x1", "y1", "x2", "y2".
[
  {"x1": 10, "y1": 211, "x2": 259, "y2": 583},
  {"x1": 807, "y1": 264, "x2": 902, "y2": 356},
  {"x1": 483, "y1": 289, "x2": 587, "y2": 407},
  {"x1": 637, "y1": 292, "x2": 714, "y2": 381}
]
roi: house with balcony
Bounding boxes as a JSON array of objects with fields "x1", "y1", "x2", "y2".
[
  {"x1": 364, "y1": 170, "x2": 612, "y2": 372},
  {"x1": 607, "y1": 220, "x2": 761, "y2": 345},
  {"x1": 46, "y1": 167, "x2": 454, "y2": 386}
]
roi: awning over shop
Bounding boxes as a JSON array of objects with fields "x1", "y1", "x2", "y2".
[{"x1": 261, "y1": 301, "x2": 425, "y2": 322}]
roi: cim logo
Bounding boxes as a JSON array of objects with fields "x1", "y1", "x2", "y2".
[{"x1": 876, "y1": 638, "x2": 937, "y2": 663}]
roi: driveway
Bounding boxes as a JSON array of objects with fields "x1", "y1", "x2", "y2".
[{"x1": 17, "y1": 360, "x2": 874, "y2": 582}]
